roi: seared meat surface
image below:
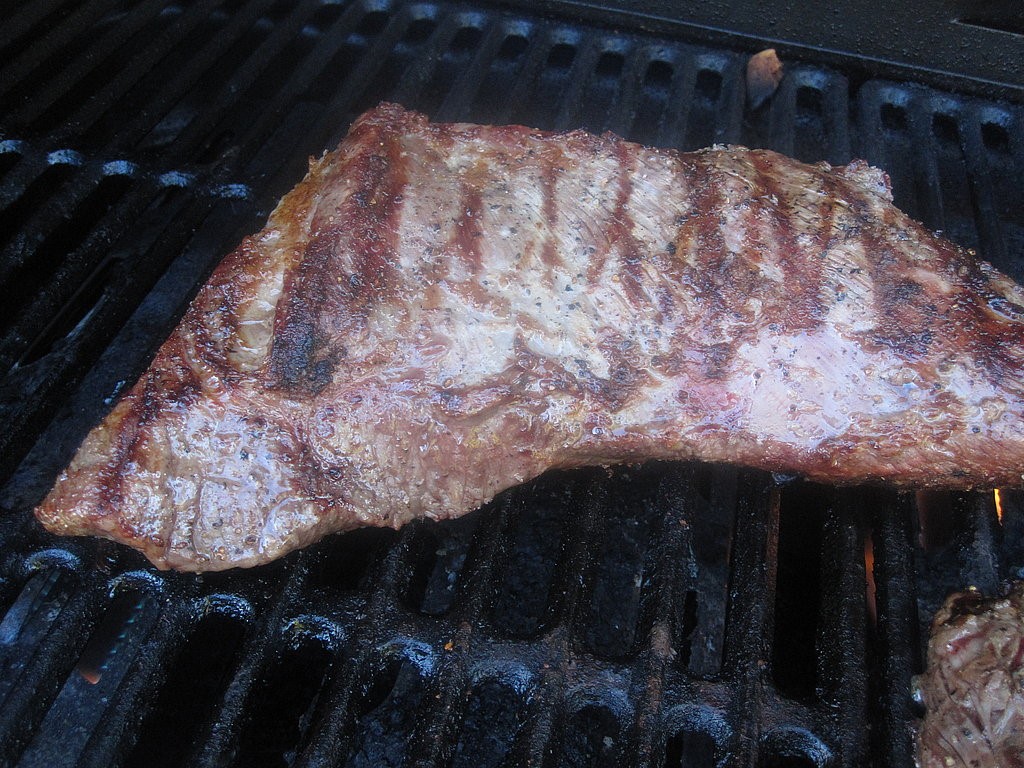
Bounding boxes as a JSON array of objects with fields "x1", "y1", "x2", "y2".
[
  {"x1": 36, "y1": 103, "x2": 1024, "y2": 570},
  {"x1": 915, "y1": 583, "x2": 1024, "y2": 768}
]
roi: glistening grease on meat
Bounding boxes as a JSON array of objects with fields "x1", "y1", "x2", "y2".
[{"x1": 35, "y1": 103, "x2": 1024, "y2": 570}]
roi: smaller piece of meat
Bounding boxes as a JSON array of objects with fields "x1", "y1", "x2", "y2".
[{"x1": 915, "y1": 582, "x2": 1024, "y2": 767}]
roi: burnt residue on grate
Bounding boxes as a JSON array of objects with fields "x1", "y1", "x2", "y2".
[{"x1": 0, "y1": 1, "x2": 1023, "y2": 767}]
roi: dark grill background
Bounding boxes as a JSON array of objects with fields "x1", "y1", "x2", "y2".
[{"x1": 0, "y1": 1, "x2": 1022, "y2": 766}]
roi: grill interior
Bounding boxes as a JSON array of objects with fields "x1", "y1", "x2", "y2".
[{"x1": 1, "y1": 1, "x2": 1023, "y2": 766}]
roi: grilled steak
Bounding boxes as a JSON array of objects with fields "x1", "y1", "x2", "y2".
[
  {"x1": 915, "y1": 583, "x2": 1024, "y2": 767},
  {"x1": 35, "y1": 103, "x2": 1024, "y2": 570}
]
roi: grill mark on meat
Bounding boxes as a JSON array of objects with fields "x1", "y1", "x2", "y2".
[
  {"x1": 1012, "y1": 636, "x2": 1024, "y2": 670},
  {"x1": 876, "y1": 278, "x2": 934, "y2": 356},
  {"x1": 103, "y1": 348, "x2": 201, "y2": 546},
  {"x1": 267, "y1": 231, "x2": 337, "y2": 393},
  {"x1": 674, "y1": 153, "x2": 759, "y2": 380},
  {"x1": 186, "y1": 237, "x2": 258, "y2": 382},
  {"x1": 452, "y1": 164, "x2": 486, "y2": 275},
  {"x1": 98, "y1": 397, "x2": 145, "y2": 533},
  {"x1": 822, "y1": 180, "x2": 940, "y2": 363},
  {"x1": 610, "y1": 139, "x2": 652, "y2": 311},
  {"x1": 580, "y1": 140, "x2": 614, "y2": 284},
  {"x1": 853, "y1": 202, "x2": 940, "y2": 361},
  {"x1": 269, "y1": 125, "x2": 409, "y2": 394},
  {"x1": 540, "y1": 146, "x2": 563, "y2": 270},
  {"x1": 341, "y1": 149, "x2": 406, "y2": 301},
  {"x1": 749, "y1": 152, "x2": 828, "y2": 333}
]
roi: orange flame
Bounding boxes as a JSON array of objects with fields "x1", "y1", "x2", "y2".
[
  {"x1": 995, "y1": 489, "x2": 1003, "y2": 524},
  {"x1": 77, "y1": 666, "x2": 101, "y2": 685},
  {"x1": 864, "y1": 533, "x2": 877, "y2": 626}
]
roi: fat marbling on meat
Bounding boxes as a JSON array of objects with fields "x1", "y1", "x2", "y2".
[{"x1": 35, "y1": 103, "x2": 1024, "y2": 570}]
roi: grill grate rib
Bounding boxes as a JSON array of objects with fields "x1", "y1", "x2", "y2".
[{"x1": 0, "y1": 1, "x2": 1022, "y2": 767}]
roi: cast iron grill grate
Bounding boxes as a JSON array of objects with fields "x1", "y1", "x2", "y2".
[{"x1": 0, "y1": 1, "x2": 1022, "y2": 766}]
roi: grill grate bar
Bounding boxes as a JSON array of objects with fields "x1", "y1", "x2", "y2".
[
  {"x1": 852, "y1": 80, "x2": 885, "y2": 168},
  {"x1": 0, "y1": 0, "x2": 129, "y2": 104},
  {"x1": 603, "y1": 44, "x2": 647, "y2": 138},
  {"x1": 406, "y1": 655, "x2": 470, "y2": 768},
  {"x1": 73, "y1": 592, "x2": 191, "y2": 768},
  {"x1": 0, "y1": 571, "x2": 104, "y2": 767},
  {"x1": 552, "y1": 36, "x2": 604, "y2": 131},
  {"x1": 515, "y1": 666, "x2": 564, "y2": 764},
  {"x1": 231, "y1": 1, "x2": 412, "y2": 184},
  {"x1": 0, "y1": 0, "x2": 78, "y2": 57},
  {"x1": 624, "y1": 465, "x2": 700, "y2": 766},
  {"x1": 823, "y1": 70, "x2": 853, "y2": 164},
  {"x1": 190, "y1": 558, "x2": 309, "y2": 768},
  {"x1": 686, "y1": 466, "x2": 738, "y2": 678},
  {"x1": 815, "y1": 492, "x2": 869, "y2": 764},
  {"x1": 720, "y1": 474, "x2": 777, "y2": 765},
  {"x1": 869, "y1": 496, "x2": 920, "y2": 768},
  {"x1": 149, "y1": 0, "x2": 326, "y2": 167},
  {"x1": 2, "y1": 0, "x2": 191, "y2": 131},
  {"x1": 952, "y1": 492, "x2": 1002, "y2": 593},
  {"x1": 907, "y1": 98, "x2": 951, "y2": 233},
  {"x1": 485, "y1": 23, "x2": 556, "y2": 126},
  {"x1": 292, "y1": 524, "x2": 423, "y2": 768},
  {"x1": 552, "y1": 472, "x2": 611, "y2": 638},
  {"x1": 766, "y1": 70, "x2": 799, "y2": 159},
  {"x1": 68, "y1": 0, "x2": 281, "y2": 156},
  {"x1": 453, "y1": 495, "x2": 515, "y2": 621},
  {"x1": 435, "y1": 17, "x2": 511, "y2": 122},
  {"x1": 712, "y1": 55, "x2": 745, "y2": 146},
  {"x1": 0, "y1": 170, "x2": 147, "y2": 371},
  {"x1": 1001, "y1": 489, "x2": 1024, "y2": 577},
  {"x1": 17, "y1": 588, "x2": 161, "y2": 768},
  {"x1": 652, "y1": 52, "x2": 698, "y2": 149},
  {"x1": 389, "y1": 10, "x2": 467, "y2": 109},
  {"x1": 960, "y1": 107, "x2": 1010, "y2": 268}
]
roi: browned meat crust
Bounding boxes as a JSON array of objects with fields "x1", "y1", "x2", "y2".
[
  {"x1": 35, "y1": 103, "x2": 1024, "y2": 570},
  {"x1": 915, "y1": 583, "x2": 1024, "y2": 767}
]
